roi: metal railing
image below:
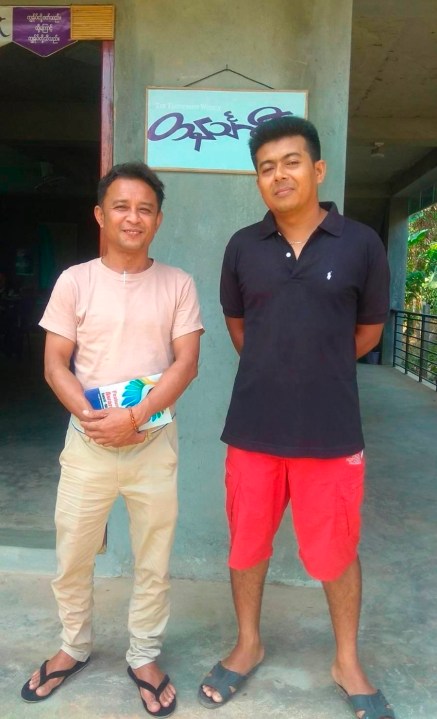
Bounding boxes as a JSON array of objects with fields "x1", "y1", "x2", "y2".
[{"x1": 393, "y1": 309, "x2": 437, "y2": 390}]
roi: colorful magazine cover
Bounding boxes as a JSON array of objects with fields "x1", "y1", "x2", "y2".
[{"x1": 84, "y1": 374, "x2": 172, "y2": 431}]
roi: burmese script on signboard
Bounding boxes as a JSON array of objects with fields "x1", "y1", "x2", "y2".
[
  {"x1": 0, "y1": 6, "x2": 76, "y2": 56},
  {"x1": 145, "y1": 88, "x2": 308, "y2": 173}
]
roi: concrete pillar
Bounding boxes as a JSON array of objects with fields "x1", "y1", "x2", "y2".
[
  {"x1": 382, "y1": 197, "x2": 409, "y2": 365},
  {"x1": 104, "y1": 0, "x2": 355, "y2": 585}
]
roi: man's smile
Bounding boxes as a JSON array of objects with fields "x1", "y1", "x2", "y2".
[
  {"x1": 122, "y1": 229, "x2": 143, "y2": 236},
  {"x1": 274, "y1": 185, "x2": 294, "y2": 197}
]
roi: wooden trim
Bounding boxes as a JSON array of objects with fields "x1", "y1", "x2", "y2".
[
  {"x1": 99, "y1": 40, "x2": 114, "y2": 255},
  {"x1": 71, "y1": 5, "x2": 115, "y2": 40},
  {"x1": 99, "y1": 40, "x2": 113, "y2": 546}
]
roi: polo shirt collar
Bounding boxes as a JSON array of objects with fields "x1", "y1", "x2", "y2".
[{"x1": 258, "y1": 201, "x2": 344, "y2": 239}]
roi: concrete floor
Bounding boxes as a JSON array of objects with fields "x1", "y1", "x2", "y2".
[{"x1": 0, "y1": 365, "x2": 436, "y2": 718}]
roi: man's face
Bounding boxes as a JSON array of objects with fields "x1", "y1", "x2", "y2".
[
  {"x1": 255, "y1": 135, "x2": 326, "y2": 215},
  {"x1": 94, "y1": 177, "x2": 162, "y2": 255}
]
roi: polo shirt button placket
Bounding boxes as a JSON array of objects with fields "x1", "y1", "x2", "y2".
[{"x1": 278, "y1": 232, "x2": 293, "y2": 261}]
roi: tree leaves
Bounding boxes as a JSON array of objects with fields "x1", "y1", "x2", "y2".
[{"x1": 407, "y1": 208, "x2": 437, "y2": 311}]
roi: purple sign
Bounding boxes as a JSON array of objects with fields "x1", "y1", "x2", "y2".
[{"x1": 13, "y1": 7, "x2": 75, "y2": 57}]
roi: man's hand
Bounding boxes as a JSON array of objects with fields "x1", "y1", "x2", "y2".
[{"x1": 81, "y1": 407, "x2": 148, "y2": 447}]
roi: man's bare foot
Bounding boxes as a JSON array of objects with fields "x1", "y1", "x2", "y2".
[
  {"x1": 331, "y1": 661, "x2": 379, "y2": 719},
  {"x1": 331, "y1": 659, "x2": 376, "y2": 694},
  {"x1": 25, "y1": 649, "x2": 85, "y2": 699},
  {"x1": 130, "y1": 662, "x2": 176, "y2": 714},
  {"x1": 201, "y1": 641, "x2": 264, "y2": 704}
]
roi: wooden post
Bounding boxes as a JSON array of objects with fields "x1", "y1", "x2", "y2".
[{"x1": 99, "y1": 40, "x2": 114, "y2": 256}]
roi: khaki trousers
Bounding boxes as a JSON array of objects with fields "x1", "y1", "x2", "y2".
[{"x1": 51, "y1": 419, "x2": 178, "y2": 668}]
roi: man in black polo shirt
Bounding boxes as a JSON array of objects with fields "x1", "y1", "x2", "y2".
[{"x1": 198, "y1": 117, "x2": 395, "y2": 719}]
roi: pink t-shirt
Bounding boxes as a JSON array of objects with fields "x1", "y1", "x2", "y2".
[{"x1": 39, "y1": 258, "x2": 204, "y2": 390}]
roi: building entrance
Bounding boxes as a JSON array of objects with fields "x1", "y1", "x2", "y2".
[{"x1": 0, "y1": 37, "x2": 112, "y2": 551}]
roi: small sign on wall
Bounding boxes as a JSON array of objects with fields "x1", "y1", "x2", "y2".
[
  {"x1": 12, "y1": 6, "x2": 75, "y2": 57},
  {"x1": 145, "y1": 87, "x2": 308, "y2": 174},
  {"x1": 0, "y1": 5, "x2": 114, "y2": 56}
]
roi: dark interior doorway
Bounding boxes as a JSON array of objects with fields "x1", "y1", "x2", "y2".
[{"x1": 0, "y1": 40, "x2": 103, "y2": 550}]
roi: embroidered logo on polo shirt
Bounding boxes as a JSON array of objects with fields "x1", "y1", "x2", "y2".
[{"x1": 326, "y1": 271, "x2": 333, "y2": 280}]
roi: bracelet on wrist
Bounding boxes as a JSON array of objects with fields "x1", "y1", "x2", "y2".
[{"x1": 128, "y1": 407, "x2": 141, "y2": 433}]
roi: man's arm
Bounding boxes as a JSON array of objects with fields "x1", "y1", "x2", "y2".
[
  {"x1": 355, "y1": 323, "x2": 384, "y2": 359},
  {"x1": 134, "y1": 329, "x2": 201, "y2": 425},
  {"x1": 225, "y1": 316, "x2": 244, "y2": 355},
  {"x1": 44, "y1": 331, "x2": 95, "y2": 417},
  {"x1": 82, "y1": 329, "x2": 202, "y2": 446}
]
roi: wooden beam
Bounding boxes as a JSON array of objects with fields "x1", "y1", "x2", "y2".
[{"x1": 99, "y1": 40, "x2": 114, "y2": 255}]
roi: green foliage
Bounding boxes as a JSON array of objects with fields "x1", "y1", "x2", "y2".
[{"x1": 406, "y1": 206, "x2": 437, "y2": 312}]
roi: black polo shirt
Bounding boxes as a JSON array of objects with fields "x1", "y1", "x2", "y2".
[{"x1": 220, "y1": 202, "x2": 390, "y2": 458}]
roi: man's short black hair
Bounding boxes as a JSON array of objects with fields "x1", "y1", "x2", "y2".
[
  {"x1": 249, "y1": 116, "x2": 321, "y2": 168},
  {"x1": 97, "y1": 162, "x2": 165, "y2": 209}
]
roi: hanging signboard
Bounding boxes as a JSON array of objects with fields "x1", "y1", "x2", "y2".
[
  {"x1": 12, "y1": 6, "x2": 75, "y2": 57},
  {"x1": 145, "y1": 87, "x2": 308, "y2": 174},
  {"x1": 0, "y1": 5, "x2": 114, "y2": 55},
  {"x1": 0, "y1": 6, "x2": 12, "y2": 48}
]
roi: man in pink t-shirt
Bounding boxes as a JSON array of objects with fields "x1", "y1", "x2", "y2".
[{"x1": 21, "y1": 162, "x2": 204, "y2": 716}]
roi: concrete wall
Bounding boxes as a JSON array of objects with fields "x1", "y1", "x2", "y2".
[{"x1": 105, "y1": 0, "x2": 353, "y2": 585}]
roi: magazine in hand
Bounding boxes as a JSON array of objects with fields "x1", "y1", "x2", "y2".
[{"x1": 84, "y1": 373, "x2": 172, "y2": 431}]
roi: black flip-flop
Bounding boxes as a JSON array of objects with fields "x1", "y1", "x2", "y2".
[
  {"x1": 127, "y1": 665, "x2": 177, "y2": 717},
  {"x1": 21, "y1": 657, "x2": 90, "y2": 702}
]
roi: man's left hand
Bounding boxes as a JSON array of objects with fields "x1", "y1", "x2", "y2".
[{"x1": 81, "y1": 407, "x2": 147, "y2": 447}]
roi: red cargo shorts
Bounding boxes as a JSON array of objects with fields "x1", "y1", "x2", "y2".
[{"x1": 225, "y1": 446, "x2": 365, "y2": 582}]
